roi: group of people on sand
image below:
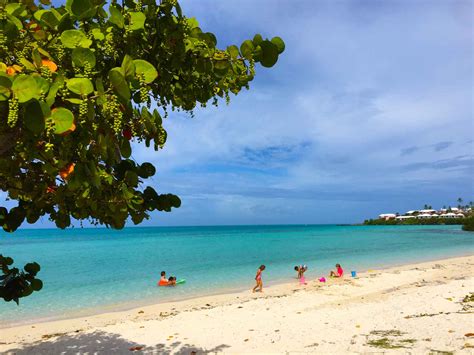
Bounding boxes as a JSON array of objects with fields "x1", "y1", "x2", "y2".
[
  {"x1": 252, "y1": 263, "x2": 344, "y2": 292},
  {"x1": 158, "y1": 271, "x2": 177, "y2": 286}
]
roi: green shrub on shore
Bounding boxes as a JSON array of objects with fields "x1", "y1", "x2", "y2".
[{"x1": 462, "y1": 216, "x2": 474, "y2": 231}]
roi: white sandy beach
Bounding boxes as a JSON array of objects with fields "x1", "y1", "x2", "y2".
[{"x1": 0, "y1": 255, "x2": 473, "y2": 354}]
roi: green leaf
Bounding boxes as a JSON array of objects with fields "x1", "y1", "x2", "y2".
[
  {"x1": 34, "y1": 76, "x2": 50, "y2": 94},
  {"x1": 240, "y1": 40, "x2": 254, "y2": 59},
  {"x1": 46, "y1": 77, "x2": 64, "y2": 107},
  {"x1": 121, "y1": 55, "x2": 136, "y2": 80},
  {"x1": 7, "y1": 14, "x2": 23, "y2": 30},
  {"x1": 124, "y1": 170, "x2": 138, "y2": 187},
  {"x1": 5, "y1": 3, "x2": 26, "y2": 17},
  {"x1": 109, "y1": 68, "x2": 130, "y2": 101},
  {"x1": 51, "y1": 107, "x2": 75, "y2": 134},
  {"x1": 200, "y1": 32, "x2": 217, "y2": 48},
  {"x1": 39, "y1": 10, "x2": 60, "y2": 28},
  {"x1": 0, "y1": 75, "x2": 12, "y2": 101},
  {"x1": 19, "y1": 58, "x2": 35, "y2": 71},
  {"x1": 227, "y1": 45, "x2": 239, "y2": 59},
  {"x1": 67, "y1": 78, "x2": 94, "y2": 96},
  {"x1": 71, "y1": 48, "x2": 96, "y2": 68},
  {"x1": 3, "y1": 19, "x2": 19, "y2": 40},
  {"x1": 133, "y1": 60, "x2": 158, "y2": 83},
  {"x1": 271, "y1": 36, "x2": 285, "y2": 54},
  {"x1": 138, "y1": 163, "x2": 156, "y2": 178},
  {"x1": 68, "y1": 0, "x2": 96, "y2": 19},
  {"x1": 24, "y1": 262, "x2": 40, "y2": 274},
  {"x1": 259, "y1": 40, "x2": 279, "y2": 68},
  {"x1": 109, "y1": 6, "x2": 124, "y2": 28},
  {"x1": 253, "y1": 34, "x2": 263, "y2": 46},
  {"x1": 120, "y1": 139, "x2": 132, "y2": 158},
  {"x1": 91, "y1": 28, "x2": 104, "y2": 41},
  {"x1": 30, "y1": 279, "x2": 43, "y2": 291},
  {"x1": 129, "y1": 12, "x2": 146, "y2": 31},
  {"x1": 60, "y1": 29, "x2": 92, "y2": 49},
  {"x1": 12, "y1": 75, "x2": 42, "y2": 103},
  {"x1": 65, "y1": 98, "x2": 83, "y2": 104},
  {"x1": 32, "y1": 49, "x2": 42, "y2": 68},
  {"x1": 187, "y1": 17, "x2": 199, "y2": 29},
  {"x1": 23, "y1": 100, "x2": 45, "y2": 134}
]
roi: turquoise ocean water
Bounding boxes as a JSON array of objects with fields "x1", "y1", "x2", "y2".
[{"x1": 0, "y1": 224, "x2": 473, "y2": 326}]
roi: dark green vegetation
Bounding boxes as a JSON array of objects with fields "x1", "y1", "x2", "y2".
[
  {"x1": 462, "y1": 293, "x2": 474, "y2": 303},
  {"x1": 0, "y1": 0, "x2": 284, "y2": 303},
  {"x1": 366, "y1": 330, "x2": 417, "y2": 349},
  {"x1": 462, "y1": 216, "x2": 474, "y2": 231},
  {"x1": 0, "y1": 254, "x2": 42, "y2": 304},
  {"x1": 364, "y1": 217, "x2": 465, "y2": 226}
]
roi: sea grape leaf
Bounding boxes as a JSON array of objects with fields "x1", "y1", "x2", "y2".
[
  {"x1": 12, "y1": 75, "x2": 41, "y2": 103},
  {"x1": 109, "y1": 68, "x2": 130, "y2": 101},
  {"x1": 240, "y1": 40, "x2": 254, "y2": 59},
  {"x1": 23, "y1": 100, "x2": 45, "y2": 134},
  {"x1": 121, "y1": 55, "x2": 135, "y2": 80},
  {"x1": 259, "y1": 40, "x2": 279, "y2": 68},
  {"x1": 133, "y1": 60, "x2": 158, "y2": 83},
  {"x1": 51, "y1": 107, "x2": 75, "y2": 134},
  {"x1": 109, "y1": 6, "x2": 124, "y2": 28},
  {"x1": 71, "y1": 48, "x2": 96, "y2": 68},
  {"x1": 60, "y1": 29, "x2": 92, "y2": 48},
  {"x1": 0, "y1": 76, "x2": 12, "y2": 101},
  {"x1": 271, "y1": 36, "x2": 285, "y2": 54},
  {"x1": 129, "y1": 12, "x2": 146, "y2": 31}
]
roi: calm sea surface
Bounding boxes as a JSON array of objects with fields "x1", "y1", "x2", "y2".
[{"x1": 0, "y1": 224, "x2": 473, "y2": 326}]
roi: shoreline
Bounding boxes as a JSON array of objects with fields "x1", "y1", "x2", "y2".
[
  {"x1": 1, "y1": 251, "x2": 473, "y2": 329},
  {"x1": 1, "y1": 254, "x2": 472, "y2": 353}
]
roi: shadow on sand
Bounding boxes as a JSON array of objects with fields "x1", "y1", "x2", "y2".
[{"x1": 4, "y1": 330, "x2": 231, "y2": 354}]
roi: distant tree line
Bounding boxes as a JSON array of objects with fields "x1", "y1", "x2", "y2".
[{"x1": 363, "y1": 217, "x2": 466, "y2": 226}]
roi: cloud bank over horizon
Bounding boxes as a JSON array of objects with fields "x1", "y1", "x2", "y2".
[{"x1": 5, "y1": 0, "x2": 473, "y2": 228}]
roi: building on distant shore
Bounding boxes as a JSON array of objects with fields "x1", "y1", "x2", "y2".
[
  {"x1": 395, "y1": 215, "x2": 415, "y2": 220},
  {"x1": 379, "y1": 213, "x2": 397, "y2": 220},
  {"x1": 419, "y1": 209, "x2": 437, "y2": 214},
  {"x1": 371, "y1": 204, "x2": 470, "y2": 222},
  {"x1": 417, "y1": 214, "x2": 433, "y2": 219}
]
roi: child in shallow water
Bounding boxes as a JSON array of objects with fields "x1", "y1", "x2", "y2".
[
  {"x1": 158, "y1": 271, "x2": 168, "y2": 286},
  {"x1": 252, "y1": 265, "x2": 266, "y2": 293},
  {"x1": 294, "y1": 265, "x2": 308, "y2": 279}
]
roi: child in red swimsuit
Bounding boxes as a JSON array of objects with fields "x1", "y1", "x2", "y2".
[
  {"x1": 252, "y1": 265, "x2": 266, "y2": 292},
  {"x1": 329, "y1": 264, "x2": 344, "y2": 278},
  {"x1": 158, "y1": 271, "x2": 169, "y2": 286}
]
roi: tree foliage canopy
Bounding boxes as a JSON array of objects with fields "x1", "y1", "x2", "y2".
[
  {"x1": 0, "y1": 0, "x2": 284, "y2": 304},
  {"x1": 0, "y1": 0, "x2": 285, "y2": 232}
]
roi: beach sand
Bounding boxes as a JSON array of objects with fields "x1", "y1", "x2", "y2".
[{"x1": 1, "y1": 255, "x2": 473, "y2": 354}]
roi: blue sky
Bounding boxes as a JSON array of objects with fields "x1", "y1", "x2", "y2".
[
  {"x1": 5, "y1": 0, "x2": 474, "y2": 227},
  {"x1": 136, "y1": 0, "x2": 473, "y2": 226}
]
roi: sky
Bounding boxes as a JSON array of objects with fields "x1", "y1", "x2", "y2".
[{"x1": 5, "y1": 0, "x2": 474, "y2": 227}]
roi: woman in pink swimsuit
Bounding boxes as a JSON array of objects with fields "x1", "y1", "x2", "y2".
[{"x1": 252, "y1": 265, "x2": 266, "y2": 292}]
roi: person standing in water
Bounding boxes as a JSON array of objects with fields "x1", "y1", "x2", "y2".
[
  {"x1": 294, "y1": 264, "x2": 308, "y2": 279},
  {"x1": 252, "y1": 265, "x2": 266, "y2": 293}
]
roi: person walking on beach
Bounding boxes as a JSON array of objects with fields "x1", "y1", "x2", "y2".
[{"x1": 252, "y1": 265, "x2": 266, "y2": 293}]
